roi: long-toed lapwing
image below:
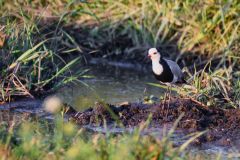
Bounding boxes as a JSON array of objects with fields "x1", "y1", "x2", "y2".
[
  {"x1": 148, "y1": 48, "x2": 186, "y2": 85},
  {"x1": 148, "y1": 48, "x2": 186, "y2": 108}
]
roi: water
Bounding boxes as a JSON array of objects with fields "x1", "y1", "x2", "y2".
[
  {"x1": 0, "y1": 64, "x2": 239, "y2": 157},
  {"x1": 56, "y1": 64, "x2": 164, "y2": 111},
  {"x1": 53, "y1": 64, "x2": 240, "y2": 156},
  {"x1": 0, "y1": 63, "x2": 164, "y2": 124}
]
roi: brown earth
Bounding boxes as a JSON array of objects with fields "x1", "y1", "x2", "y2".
[
  {"x1": 69, "y1": 97, "x2": 240, "y2": 148},
  {"x1": 1, "y1": 98, "x2": 240, "y2": 148}
]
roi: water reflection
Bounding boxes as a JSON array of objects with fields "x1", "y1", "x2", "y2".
[{"x1": 56, "y1": 64, "x2": 164, "y2": 111}]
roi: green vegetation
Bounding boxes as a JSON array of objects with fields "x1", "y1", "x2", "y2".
[
  {"x1": 0, "y1": 0, "x2": 240, "y2": 101},
  {"x1": 0, "y1": 0, "x2": 239, "y2": 104},
  {"x1": 0, "y1": 2, "x2": 85, "y2": 101},
  {"x1": 0, "y1": 0, "x2": 240, "y2": 159},
  {"x1": 0, "y1": 114, "x2": 223, "y2": 160}
]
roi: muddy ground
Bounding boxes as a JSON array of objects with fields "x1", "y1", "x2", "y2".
[
  {"x1": 69, "y1": 97, "x2": 240, "y2": 148},
  {"x1": 1, "y1": 97, "x2": 240, "y2": 149}
]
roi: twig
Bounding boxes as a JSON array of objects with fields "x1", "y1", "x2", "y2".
[{"x1": 183, "y1": 97, "x2": 209, "y2": 110}]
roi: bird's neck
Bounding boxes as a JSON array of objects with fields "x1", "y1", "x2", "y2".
[{"x1": 152, "y1": 59, "x2": 163, "y2": 75}]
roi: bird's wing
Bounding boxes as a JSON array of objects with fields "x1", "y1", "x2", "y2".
[{"x1": 164, "y1": 58, "x2": 183, "y2": 82}]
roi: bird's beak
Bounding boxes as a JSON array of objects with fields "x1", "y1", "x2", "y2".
[{"x1": 148, "y1": 55, "x2": 151, "y2": 58}]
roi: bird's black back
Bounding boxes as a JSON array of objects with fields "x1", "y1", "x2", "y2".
[{"x1": 153, "y1": 58, "x2": 174, "y2": 83}]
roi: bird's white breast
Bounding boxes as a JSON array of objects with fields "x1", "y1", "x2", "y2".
[{"x1": 152, "y1": 61, "x2": 163, "y2": 75}]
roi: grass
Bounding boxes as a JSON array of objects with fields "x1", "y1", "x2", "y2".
[
  {"x1": 0, "y1": 1, "x2": 239, "y2": 99},
  {"x1": 1, "y1": 0, "x2": 240, "y2": 56},
  {"x1": 81, "y1": 0, "x2": 240, "y2": 56},
  {"x1": 0, "y1": 113, "x2": 225, "y2": 160},
  {"x1": 148, "y1": 62, "x2": 240, "y2": 108},
  {"x1": 0, "y1": 0, "x2": 240, "y2": 159},
  {"x1": 0, "y1": 3, "x2": 87, "y2": 101}
]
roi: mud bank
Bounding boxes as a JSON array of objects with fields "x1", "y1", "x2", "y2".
[
  {"x1": 70, "y1": 98, "x2": 240, "y2": 148},
  {"x1": 1, "y1": 98, "x2": 240, "y2": 149}
]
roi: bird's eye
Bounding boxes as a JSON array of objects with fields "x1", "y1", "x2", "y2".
[{"x1": 153, "y1": 52, "x2": 157, "y2": 55}]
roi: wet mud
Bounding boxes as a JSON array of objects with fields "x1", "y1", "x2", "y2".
[
  {"x1": 1, "y1": 98, "x2": 240, "y2": 149},
  {"x1": 70, "y1": 98, "x2": 240, "y2": 148}
]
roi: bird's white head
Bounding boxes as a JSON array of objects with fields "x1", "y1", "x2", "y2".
[{"x1": 148, "y1": 48, "x2": 161, "y2": 61}]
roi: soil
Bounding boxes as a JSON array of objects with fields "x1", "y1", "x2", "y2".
[
  {"x1": 69, "y1": 97, "x2": 240, "y2": 148},
  {"x1": 1, "y1": 97, "x2": 240, "y2": 148}
]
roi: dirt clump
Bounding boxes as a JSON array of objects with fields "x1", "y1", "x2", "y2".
[{"x1": 70, "y1": 98, "x2": 240, "y2": 146}]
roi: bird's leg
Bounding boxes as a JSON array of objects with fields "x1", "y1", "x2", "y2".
[
  {"x1": 166, "y1": 84, "x2": 172, "y2": 119},
  {"x1": 162, "y1": 92, "x2": 167, "y2": 110},
  {"x1": 165, "y1": 83, "x2": 173, "y2": 100},
  {"x1": 168, "y1": 84, "x2": 172, "y2": 101},
  {"x1": 165, "y1": 84, "x2": 171, "y2": 102},
  {"x1": 162, "y1": 85, "x2": 169, "y2": 111},
  {"x1": 163, "y1": 85, "x2": 169, "y2": 118}
]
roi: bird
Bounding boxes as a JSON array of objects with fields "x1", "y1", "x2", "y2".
[{"x1": 148, "y1": 48, "x2": 186, "y2": 85}]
